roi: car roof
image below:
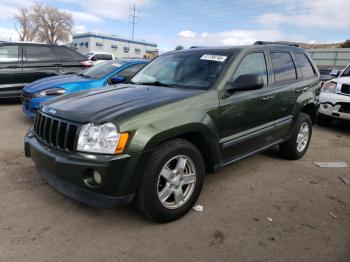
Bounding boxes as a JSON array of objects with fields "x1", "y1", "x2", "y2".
[{"x1": 165, "y1": 44, "x2": 305, "y2": 55}]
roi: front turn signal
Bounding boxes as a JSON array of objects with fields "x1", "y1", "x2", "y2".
[{"x1": 115, "y1": 133, "x2": 129, "y2": 154}]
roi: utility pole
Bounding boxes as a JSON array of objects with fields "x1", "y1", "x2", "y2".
[{"x1": 129, "y1": 4, "x2": 138, "y2": 40}]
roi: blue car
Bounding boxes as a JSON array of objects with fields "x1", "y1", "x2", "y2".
[{"x1": 22, "y1": 59, "x2": 149, "y2": 117}]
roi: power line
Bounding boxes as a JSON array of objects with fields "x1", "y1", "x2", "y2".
[{"x1": 129, "y1": 3, "x2": 139, "y2": 40}]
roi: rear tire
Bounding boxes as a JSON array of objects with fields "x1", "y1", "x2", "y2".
[
  {"x1": 279, "y1": 113, "x2": 312, "y2": 160},
  {"x1": 134, "y1": 139, "x2": 205, "y2": 222}
]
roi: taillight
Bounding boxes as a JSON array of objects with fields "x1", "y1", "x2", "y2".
[{"x1": 80, "y1": 61, "x2": 94, "y2": 67}]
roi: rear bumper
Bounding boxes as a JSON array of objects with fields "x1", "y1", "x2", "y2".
[
  {"x1": 319, "y1": 92, "x2": 350, "y2": 120},
  {"x1": 24, "y1": 130, "x2": 150, "y2": 208}
]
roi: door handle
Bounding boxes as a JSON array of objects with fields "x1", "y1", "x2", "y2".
[
  {"x1": 261, "y1": 96, "x2": 274, "y2": 101},
  {"x1": 295, "y1": 87, "x2": 309, "y2": 93}
]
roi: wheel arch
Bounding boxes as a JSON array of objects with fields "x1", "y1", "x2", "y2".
[
  {"x1": 142, "y1": 124, "x2": 220, "y2": 173},
  {"x1": 301, "y1": 103, "x2": 317, "y2": 124}
]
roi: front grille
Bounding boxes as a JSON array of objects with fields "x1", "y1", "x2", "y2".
[
  {"x1": 339, "y1": 103, "x2": 350, "y2": 114},
  {"x1": 340, "y1": 84, "x2": 350, "y2": 95},
  {"x1": 22, "y1": 92, "x2": 31, "y2": 111},
  {"x1": 34, "y1": 112, "x2": 78, "y2": 152}
]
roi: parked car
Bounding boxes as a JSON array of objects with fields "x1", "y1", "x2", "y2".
[
  {"x1": 25, "y1": 42, "x2": 320, "y2": 222},
  {"x1": 0, "y1": 42, "x2": 93, "y2": 99},
  {"x1": 22, "y1": 59, "x2": 148, "y2": 117},
  {"x1": 318, "y1": 64, "x2": 350, "y2": 125},
  {"x1": 86, "y1": 52, "x2": 115, "y2": 65}
]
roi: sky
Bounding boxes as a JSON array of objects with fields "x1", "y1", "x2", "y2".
[{"x1": 0, "y1": 0, "x2": 349, "y2": 51}]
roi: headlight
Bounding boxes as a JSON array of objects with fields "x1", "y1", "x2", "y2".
[
  {"x1": 77, "y1": 122, "x2": 129, "y2": 154},
  {"x1": 321, "y1": 81, "x2": 337, "y2": 93},
  {"x1": 35, "y1": 88, "x2": 66, "y2": 97}
]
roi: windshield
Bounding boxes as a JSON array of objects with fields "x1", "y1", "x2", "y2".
[
  {"x1": 340, "y1": 65, "x2": 350, "y2": 77},
  {"x1": 130, "y1": 51, "x2": 234, "y2": 90},
  {"x1": 81, "y1": 60, "x2": 127, "y2": 79}
]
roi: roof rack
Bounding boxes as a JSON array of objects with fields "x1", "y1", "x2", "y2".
[{"x1": 254, "y1": 41, "x2": 299, "y2": 47}]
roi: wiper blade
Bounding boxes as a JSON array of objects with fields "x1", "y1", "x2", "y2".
[
  {"x1": 78, "y1": 73, "x2": 90, "y2": 78},
  {"x1": 136, "y1": 81, "x2": 174, "y2": 87}
]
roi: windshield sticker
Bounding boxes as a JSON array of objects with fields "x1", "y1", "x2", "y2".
[{"x1": 200, "y1": 54, "x2": 227, "y2": 62}]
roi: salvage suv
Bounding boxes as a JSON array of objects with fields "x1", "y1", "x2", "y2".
[{"x1": 25, "y1": 42, "x2": 320, "y2": 222}]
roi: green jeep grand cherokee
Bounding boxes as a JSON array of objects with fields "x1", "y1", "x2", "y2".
[{"x1": 25, "y1": 42, "x2": 320, "y2": 222}]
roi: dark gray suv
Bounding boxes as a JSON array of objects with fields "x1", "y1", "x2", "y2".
[{"x1": 0, "y1": 42, "x2": 92, "y2": 99}]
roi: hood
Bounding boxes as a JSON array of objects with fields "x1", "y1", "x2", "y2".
[
  {"x1": 331, "y1": 76, "x2": 350, "y2": 84},
  {"x1": 41, "y1": 84, "x2": 203, "y2": 123},
  {"x1": 23, "y1": 74, "x2": 91, "y2": 93}
]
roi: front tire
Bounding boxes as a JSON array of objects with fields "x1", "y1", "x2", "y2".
[
  {"x1": 134, "y1": 139, "x2": 205, "y2": 222},
  {"x1": 279, "y1": 113, "x2": 312, "y2": 160}
]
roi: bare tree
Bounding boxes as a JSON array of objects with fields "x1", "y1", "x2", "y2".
[
  {"x1": 33, "y1": 3, "x2": 73, "y2": 44},
  {"x1": 14, "y1": 8, "x2": 37, "y2": 42}
]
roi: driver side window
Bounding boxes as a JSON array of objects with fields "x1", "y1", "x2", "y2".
[{"x1": 233, "y1": 52, "x2": 268, "y2": 86}]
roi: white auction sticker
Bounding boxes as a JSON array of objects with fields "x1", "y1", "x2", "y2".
[{"x1": 200, "y1": 54, "x2": 227, "y2": 62}]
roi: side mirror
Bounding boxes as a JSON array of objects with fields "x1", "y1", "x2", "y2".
[
  {"x1": 90, "y1": 56, "x2": 97, "y2": 61},
  {"x1": 227, "y1": 74, "x2": 264, "y2": 93},
  {"x1": 330, "y1": 69, "x2": 340, "y2": 77},
  {"x1": 110, "y1": 76, "x2": 125, "y2": 84}
]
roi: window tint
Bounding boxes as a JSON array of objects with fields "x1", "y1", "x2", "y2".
[
  {"x1": 0, "y1": 45, "x2": 19, "y2": 62},
  {"x1": 94, "y1": 54, "x2": 113, "y2": 60},
  {"x1": 25, "y1": 46, "x2": 57, "y2": 62},
  {"x1": 233, "y1": 52, "x2": 268, "y2": 85},
  {"x1": 117, "y1": 64, "x2": 146, "y2": 79},
  {"x1": 270, "y1": 52, "x2": 297, "y2": 83},
  {"x1": 53, "y1": 47, "x2": 84, "y2": 61},
  {"x1": 294, "y1": 53, "x2": 315, "y2": 79}
]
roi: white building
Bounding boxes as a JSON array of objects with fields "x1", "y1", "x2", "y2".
[{"x1": 72, "y1": 32, "x2": 158, "y2": 59}]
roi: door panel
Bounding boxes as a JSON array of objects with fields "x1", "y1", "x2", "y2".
[
  {"x1": 218, "y1": 52, "x2": 276, "y2": 162},
  {"x1": 0, "y1": 44, "x2": 23, "y2": 97},
  {"x1": 22, "y1": 45, "x2": 60, "y2": 84},
  {"x1": 268, "y1": 51, "x2": 299, "y2": 140}
]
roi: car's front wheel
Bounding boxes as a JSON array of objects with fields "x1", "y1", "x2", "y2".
[{"x1": 134, "y1": 139, "x2": 205, "y2": 222}]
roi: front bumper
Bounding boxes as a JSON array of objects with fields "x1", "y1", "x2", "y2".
[
  {"x1": 22, "y1": 96, "x2": 51, "y2": 118},
  {"x1": 319, "y1": 92, "x2": 350, "y2": 121},
  {"x1": 24, "y1": 130, "x2": 149, "y2": 208}
]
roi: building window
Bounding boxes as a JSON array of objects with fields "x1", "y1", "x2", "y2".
[
  {"x1": 135, "y1": 48, "x2": 141, "y2": 54},
  {"x1": 111, "y1": 44, "x2": 118, "y2": 49},
  {"x1": 123, "y1": 46, "x2": 130, "y2": 53},
  {"x1": 96, "y1": 42, "x2": 103, "y2": 47}
]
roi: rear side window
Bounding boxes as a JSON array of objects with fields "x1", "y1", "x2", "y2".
[
  {"x1": 294, "y1": 53, "x2": 315, "y2": 79},
  {"x1": 94, "y1": 54, "x2": 113, "y2": 60},
  {"x1": 116, "y1": 64, "x2": 146, "y2": 79},
  {"x1": 0, "y1": 45, "x2": 19, "y2": 62},
  {"x1": 53, "y1": 47, "x2": 84, "y2": 61},
  {"x1": 270, "y1": 52, "x2": 297, "y2": 83},
  {"x1": 233, "y1": 52, "x2": 268, "y2": 85},
  {"x1": 25, "y1": 46, "x2": 57, "y2": 62}
]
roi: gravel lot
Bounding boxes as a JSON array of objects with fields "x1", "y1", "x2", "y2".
[{"x1": 0, "y1": 101, "x2": 349, "y2": 262}]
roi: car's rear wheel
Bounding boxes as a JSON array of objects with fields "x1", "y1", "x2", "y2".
[
  {"x1": 134, "y1": 139, "x2": 205, "y2": 222},
  {"x1": 279, "y1": 113, "x2": 312, "y2": 160}
]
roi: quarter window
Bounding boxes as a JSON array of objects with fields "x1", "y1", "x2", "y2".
[
  {"x1": 25, "y1": 46, "x2": 57, "y2": 62},
  {"x1": 270, "y1": 52, "x2": 297, "y2": 83},
  {"x1": 294, "y1": 53, "x2": 315, "y2": 79},
  {"x1": 0, "y1": 45, "x2": 19, "y2": 62},
  {"x1": 233, "y1": 52, "x2": 268, "y2": 85}
]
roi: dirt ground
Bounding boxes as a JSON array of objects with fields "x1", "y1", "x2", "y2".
[{"x1": 0, "y1": 101, "x2": 349, "y2": 262}]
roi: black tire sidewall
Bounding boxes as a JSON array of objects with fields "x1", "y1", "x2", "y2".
[
  {"x1": 140, "y1": 139, "x2": 205, "y2": 222},
  {"x1": 291, "y1": 113, "x2": 313, "y2": 158}
]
